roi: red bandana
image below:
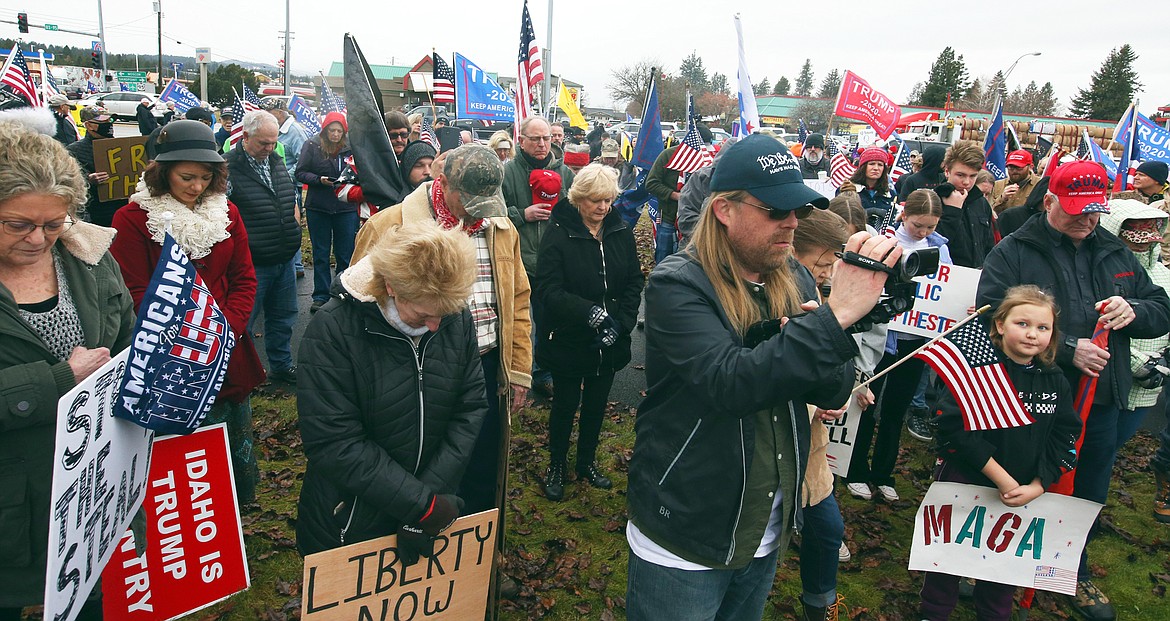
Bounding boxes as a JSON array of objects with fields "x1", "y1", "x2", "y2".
[{"x1": 431, "y1": 182, "x2": 486, "y2": 235}]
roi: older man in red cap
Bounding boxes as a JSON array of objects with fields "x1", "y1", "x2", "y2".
[
  {"x1": 991, "y1": 149, "x2": 1043, "y2": 213},
  {"x1": 978, "y1": 160, "x2": 1170, "y2": 621}
]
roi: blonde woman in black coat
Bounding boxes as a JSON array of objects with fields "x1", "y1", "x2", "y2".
[{"x1": 534, "y1": 164, "x2": 644, "y2": 501}]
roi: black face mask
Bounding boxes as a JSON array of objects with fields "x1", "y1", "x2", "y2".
[{"x1": 93, "y1": 122, "x2": 115, "y2": 138}]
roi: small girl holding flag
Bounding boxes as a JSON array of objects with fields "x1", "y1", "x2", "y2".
[{"x1": 919, "y1": 285, "x2": 1081, "y2": 620}]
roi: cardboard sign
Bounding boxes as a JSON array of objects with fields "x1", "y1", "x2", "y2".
[
  {"x1": 833, "y1": 71, "x2": 901, "y2": 141},
  {"x1": 101, "y1": 424, "x2": 249, "y2": 620},
  {"x1": 804, "y1": 178, "x2": 836, "y2": 199},
  {"x1": 824, "y1": 388, "x2": 863, "y2": 477},
  {"x1": 302, "y1": 510, "x2": 498, "y2": 620},
  {"x1": 889, "y1": 265, "x2": 981, "y2": 339},
  {"x1": 45, "y1": 349, "x2": 155, "y2": 621},
  {"x1": 94, "y1": 136, "x2": 150, "y2": 202},
  {"x1": 909, "y1": 482, "x2": 1101, "y2": 595}
]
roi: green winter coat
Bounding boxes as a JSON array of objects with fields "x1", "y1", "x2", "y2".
[
  {"x1": 1100, "y1": 199, "x2": 1170, "y2": 409},
  {"x1": 503, "y1": 152, "x2": 575, "y2": 275},
  {"x1": 0, "y1": 222, "x2": 135, "y2": 607}
]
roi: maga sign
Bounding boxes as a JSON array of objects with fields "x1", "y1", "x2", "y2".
[
  {"x1": 45, "y1": 349, "x2": 154, "y2": 621},
  {"x1": 302, "y1": 510, "x2": 497, "y2": 621},
  {"x1": 101, "y1": 424, "x2": 249, "y2": 620},
  {"x1": 889, "y1": 264, "x2": 980, "y2": 339},
  {"x1": 454, "y1": 53, "x2": 515, "y2": 123},
  {"x1": 833, "y1": 71, "x2": 901, "y2": 141},
  {"x1": 94, "y1": 136, "x2": 150, "y2": 202},
  {"x1": 909, "y1": 482, "x2": 1101, "y2": 595}
]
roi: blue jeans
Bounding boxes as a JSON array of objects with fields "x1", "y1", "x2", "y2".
[
  {"x1": 800, "y1": 493, "x2": 844, "y2": 607},
  {"x1": 1072, "y1": 403, "x2": 1121, "y2": 579},
  {"x1": 654, "y1": 221, "x2": 678, "y2": 265},
  {"x1": 306, "y1": 209, "x2": 359, "y2": 303},
  {"x1": 910, "y1": 367, "x2": 930, "y2": 410},
  {"x1": 627, "y1": 546, "x2": 780, "y2": 621},
  {"x1": 249, "y1": 258, "x2": 298, "y2": 372}
]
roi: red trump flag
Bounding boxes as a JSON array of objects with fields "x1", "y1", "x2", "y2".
[{"x1": 833, "y1": 70, "x2": 902, "y2": 140}]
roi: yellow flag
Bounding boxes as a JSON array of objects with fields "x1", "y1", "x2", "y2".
[
  {"x1": 620, "y1": 132, "x2": 633, "y2": 161},
  {"x1": 557, "y1": 81, "x2": 588, "y2": 130}
]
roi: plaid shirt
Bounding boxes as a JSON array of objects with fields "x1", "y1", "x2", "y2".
[
  {"x1": 246, "y1": 152, "x2": 273, "y2": 191},
  {"x1": 468, "y1": 226, "x2": 499, "y2": 354}
]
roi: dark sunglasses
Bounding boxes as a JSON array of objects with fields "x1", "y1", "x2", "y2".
[
  {"x1": 388, "y1": 130, "x2": 410, "y2": 139},
  {"x1": 736, "y1": 199, "x2": 814, "y2": 220}
]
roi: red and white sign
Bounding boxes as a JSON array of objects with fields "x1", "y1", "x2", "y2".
[
  {"x1": 102, "y1": 424, "x2": 249, "y2": 620},
  {"x1": 833, "y1": 70, "x2": 902, "y2": 140}
]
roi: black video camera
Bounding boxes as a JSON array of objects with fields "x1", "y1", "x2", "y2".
[{"x1": 836, "y1": 247, "x2": 941, "y2": 333}]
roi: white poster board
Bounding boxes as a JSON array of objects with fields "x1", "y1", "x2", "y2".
[
  {"x1": 804, "y1": 178, "x2": 837, "y2": 199},
  {"x1": 824, "y1": 391, "x2": 862, "y2": 477},
  {"x1": 889, "y1": 265, "x2": 981, "y2": 339},
  {"x1": 45, "y1": 349, "x2": 154, "y2": 621},
  {"x1": 909, "y1": 482, "x2": 1101, "y2": 595}
]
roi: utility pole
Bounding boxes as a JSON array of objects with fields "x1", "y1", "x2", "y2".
[
  {"x1": 542, "y1": 0, "x2": 553, "y2": 117},
  {"x1": 97, "y1": 0, "x2": 108, "y2": 76},
  {"x1": 283, "y1": 0, "x2": 291, "y2": 95},
  {"x1": 154, "y1": 1, "x2": 163, "y2": 92}
]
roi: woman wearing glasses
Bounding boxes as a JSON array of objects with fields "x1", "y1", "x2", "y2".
[
  {"x1": 110, "y1": 120, "x2": 266, "y2": 505},
  {"x1": 0, "y1": 120, "x2": 134, "y2": 620}
]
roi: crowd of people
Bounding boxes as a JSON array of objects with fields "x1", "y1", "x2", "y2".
[{"x1": 2, "y1": 92, "x2": 1170, "y2": 621}]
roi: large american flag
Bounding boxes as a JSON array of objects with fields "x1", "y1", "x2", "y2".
[
  {"x1": 419, "y1": 115, "x2": 439, "y2": 151},
  {"x1": 666, "y1": 93, "x2": 713, "y2": 174},
  {"x1": 516, "y1": 0, "x2": 543, "y2": 120},
  {"x1": 1, "y1": 47, "x2": 40, "y2": 106},
  {"x1": 432, "y1": 52, "x2": 455, "y2": 104},
  {"x1": 914, "y1": 319, "x2": 1035, "y2": 432},
  {"x1": 827, "y1": 138, "x2": 855, "y2": 188},
  {"x1": 227, "y1": 96, "x2": 247, "y2": 148}
]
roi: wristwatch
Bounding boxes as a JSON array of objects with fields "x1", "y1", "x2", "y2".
[{"x1": 1064, "y1": 335, "x2": 1079, "y2": 351}]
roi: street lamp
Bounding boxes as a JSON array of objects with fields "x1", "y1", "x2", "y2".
[{"x1": 1004, "y1": 52, "x2": 1041, "y2": 81}]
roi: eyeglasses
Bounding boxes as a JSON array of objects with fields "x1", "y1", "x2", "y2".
[
  {"x1": 523, "y1": 135, "x2": 553, "y2": 143},
  {"x1": 388, "y1": 131, "x2": 410, "y2": 140},
  {"x1": 1, "y1": 218, "x2": 74, "y2": 236},
  {"x1": 734, "y1": 199, "x2": 814, "y2": 220}
]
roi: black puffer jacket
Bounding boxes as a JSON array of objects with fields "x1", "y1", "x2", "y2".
[
  {"x1": 977, "y1": 214, "x2": 1170, "y2": 409},
  {"x1": 226, "y1": 146, "x2": 301, "y2": 266},
  {"x1": 936, "y1": 358, "x2": 1079, "y2": 488},
  {"x1": 295, "y1": 258, "x2": 488, "y2": 556},
  {"x1": 534, "y1": 199, "x2": 644, "y2": 377}
]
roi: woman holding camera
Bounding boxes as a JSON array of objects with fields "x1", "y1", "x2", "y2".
[{"x1": 296, "y1": 111, "x2": 354, "y2": 312}]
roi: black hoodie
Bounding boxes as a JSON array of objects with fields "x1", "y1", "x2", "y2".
[{"x1": 895, "y1": 144, "x2": 946, "y2": 196}]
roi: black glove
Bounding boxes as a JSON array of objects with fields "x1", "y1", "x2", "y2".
[
  {"x1": 586, "y1": 305, "x2": 610, "y2": 329},
  {"x1": 593, "y1": 327, "x2": 619, "y2": 348},
  {"x1": 396, "y1": 523, "x2": 432, "y2": 567},
  {"x1": 418, "y1": 493, "x2": 463, "y2": 536}
]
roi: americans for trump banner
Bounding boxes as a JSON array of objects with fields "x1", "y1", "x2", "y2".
[
  {"x1": 158, "y1": 79, "x2": 201, "y2": 115},
  {"x1": 454, "y1": 52, "x2": 515, "y2": 123},
  {"x1": 910, "y1": 482, "x2": 1101, "y2": 595},
  {"x1": 115, "y1": 231, "x2": 236, "y2": 435}
]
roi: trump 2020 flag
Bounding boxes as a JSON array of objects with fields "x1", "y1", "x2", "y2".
[
  {"x1": 115, "y1": 232, "x2": 236, "y2": 435},
  {"x1": 914, "y1": 319, "x2": 1034, "y2": 431}
]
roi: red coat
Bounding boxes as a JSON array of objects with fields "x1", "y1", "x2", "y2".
[{"x1": 110, "y1": 200, "x2": 266, "y2": 402}]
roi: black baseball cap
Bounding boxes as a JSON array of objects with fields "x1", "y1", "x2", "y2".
[{"x1": 709, "y1": 134, "x2": 829, "y2": 212}]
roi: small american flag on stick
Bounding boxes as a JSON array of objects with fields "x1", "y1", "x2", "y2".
[
  {"x1": 419, "y1": 116, "x2": 439, "y2": 151},
  {"x1": 914, "y1": 318, "x2": 1035, "y2": 432},
  {"x1": 827, "y1": 139, "x2": 855, "y2": 188},
  {"x1": 666, "y1": 93, "x2": 713, "y2": 174}
]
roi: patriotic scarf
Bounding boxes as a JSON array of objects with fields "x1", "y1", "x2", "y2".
[{"x1": 431, "y1": 181, "x2": 486, "y2": 235}]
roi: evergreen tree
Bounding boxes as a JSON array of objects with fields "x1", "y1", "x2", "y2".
[
  {"x1": 710, "y1": 72, "x2": 729, "y2": 95},
  {"x1": 754, "y1": 77, "x2": 771, "y2": 96},
  {"x1": 816, "y1": 69, "x2": 842, "y2": 98},
  {"x1": 794, "y1": 59, "x2": 815, "y2": 97},
  {"x1": 913, "y1": 47, "x2": 970, "y2": 107},
  {"x1": 773, "y1": 76, "x2": 790, "y2": 95},
  {"x1": 1069, "y1": 44, "x2": 1142, "y2": 120},
  {"x1": 1036, "y1": 82, "x2": 1059, "y2": 116},
  {"x1": 679, "y1": 51, "x2": 710, "y2": 94}
]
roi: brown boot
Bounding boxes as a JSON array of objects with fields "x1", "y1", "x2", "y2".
[{"x1": 1155, "y1": 467, "x2": 1170, "y2": 524}]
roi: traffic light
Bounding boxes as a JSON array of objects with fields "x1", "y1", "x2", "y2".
[
  {"x1": 17, "y1": 12, "x2": 28, "y2": 34},
  {"x1": 91, "y1": 51, "x2": 100, "y2": 69}
]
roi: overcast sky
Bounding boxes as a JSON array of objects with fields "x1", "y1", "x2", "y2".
[{"x1": 13, "y1": 0, "x2": 1168, "y2": 118}]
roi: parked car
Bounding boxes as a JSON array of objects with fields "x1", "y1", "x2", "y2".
[{"x1": 78, "y1": 92, "x2": 166, "y2": 121}]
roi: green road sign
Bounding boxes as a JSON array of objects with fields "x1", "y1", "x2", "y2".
[
  {"x1": 44, "y1": 24, "x2": 59, "y2": 31},
  {"x1": 115, "y1": 71, "x2": 148, "y2": 83}
]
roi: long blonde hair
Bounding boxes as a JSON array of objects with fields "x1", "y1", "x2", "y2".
[{"x1": 689, "y1": 190, "x2": 801, "y2": 335}]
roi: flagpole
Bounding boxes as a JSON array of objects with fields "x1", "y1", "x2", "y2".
[
  {"x1": 1104, "y1": 101, "x2": 1133, "y2": 153},
  {"x1": 428, "y1": 48, "x2": 438, "y2": 120},
  {"x1": 852, "y1": 305, "x2": 992, "y2": 394}
]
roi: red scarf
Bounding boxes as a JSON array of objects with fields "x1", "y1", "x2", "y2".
[{"x1": 431, "y1": 182, "x2": 486, "y2": 235}]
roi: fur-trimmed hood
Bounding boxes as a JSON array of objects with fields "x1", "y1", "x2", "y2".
[{"x1": 59, "y1": 220, "x2": 118, "y2": 266}]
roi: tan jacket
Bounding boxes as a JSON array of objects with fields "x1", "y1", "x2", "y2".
[
  {"x1": 991, "y1": 172, "x2": 1042, "y2": 213},
  {"x1": 801, "y1": 405, "x2": 834, "y2": 507},
  {"x1": 351, "y1": 182, "x2": 533, "y2": 390}
]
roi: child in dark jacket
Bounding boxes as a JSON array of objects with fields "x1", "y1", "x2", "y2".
[{"x1": 920, "y1": 285, "x2": 1081, "y2": 621}]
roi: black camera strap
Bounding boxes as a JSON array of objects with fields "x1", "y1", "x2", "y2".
[{"x1": 836, "y1": 251, "x2": 896, "y2": 277}]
